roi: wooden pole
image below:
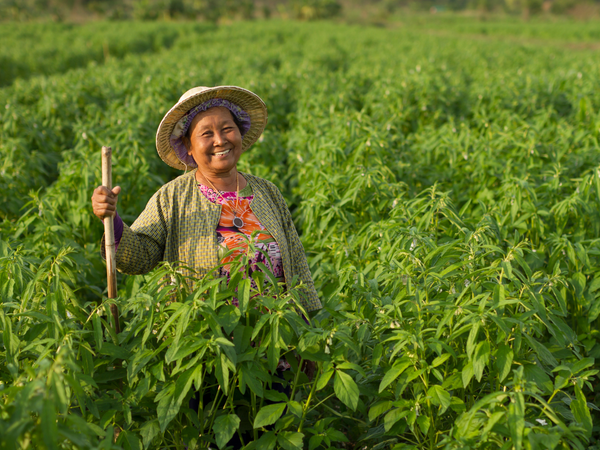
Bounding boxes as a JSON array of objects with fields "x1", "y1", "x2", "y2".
[{"x1": 101, "y1": 146, "x2": 121, "y2": 334}]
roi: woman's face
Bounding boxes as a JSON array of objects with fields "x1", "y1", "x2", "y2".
[{"x1": 184, "y1": 106, "x2": 243, "y2": 177}]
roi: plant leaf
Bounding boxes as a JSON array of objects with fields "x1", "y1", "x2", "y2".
[
  {"x1": 466, "y1": 322, "x2": 480, "y2": 359},
  {"x1": 213, "y1": 414, "x2": 240, "y2": 449},
  {"x1": 253, "y1": 403, "x2": 286, "y2": 429},
  {"x1": 427, "y1": 385, "x2": 451, "y2": 414},
  {"x1": 571, "y1": 385, "x2": 592, "y2": 438},
  {"x1": 238, "y1": 278, "x2": 251, "y2": 314},
  {"x1": 217, "y1": 305, "x2": 241, "y2": 335},
  {"x1": 368, "y1": 400, "x2": 392, "y2": 422},
  {"x1": 41, "y1": 398, "x2": 58, "y2": 450},
  {"x1": 334, "y1": 370, "x2": 360, "y2": 411},
  {"x1": 277, "y1": 431, "x2": 304, "y2": 450},
  {"x1": 316, "y1": 368, "x2": 334, "y2": 391},
  {"x1": 253, "y1": 430, "x2": 277, "y2": 450},
  {"x1": 384, "y1": 408, "x2": 409, "y2": 432},
  {"x1": 378, "y1": 359, "x2": 411, "y2": 393},
  {"x1": 473, "y1": 341, "x2": 490, "y2": 382},
  {"x1": 508, "y1": 391, "x2": 524, "y2": 450},
  {"x1": 462, "y1": 361, "x2": 474, "y2": 388},
  {"x1": 140, "y1": 420, "x2": 160, "y2": 449},
  {"x1": 495, "y1": 344, "x2": 513, "y2": 382}
]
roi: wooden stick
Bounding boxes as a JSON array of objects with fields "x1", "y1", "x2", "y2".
[{"x1": 101, "y1": 146, "x2": 121, "y2": 334}]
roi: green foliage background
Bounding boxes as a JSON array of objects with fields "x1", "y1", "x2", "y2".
[{"x1": 1, "y1": 18, "x2": 600, "y2": 449}]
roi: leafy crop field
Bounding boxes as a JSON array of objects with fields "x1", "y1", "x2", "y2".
[{"x1": 1, "y1": 18, "x2": 600, "y2": 450}]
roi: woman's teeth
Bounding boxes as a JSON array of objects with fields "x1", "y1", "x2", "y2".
[{"x1": 215, "y1": 149, "x2": 231, "y2": 156}]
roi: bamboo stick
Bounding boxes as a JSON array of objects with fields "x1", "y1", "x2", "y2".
[{"x1": 101, "y1": 146, "x2": 121, "y2": 334}]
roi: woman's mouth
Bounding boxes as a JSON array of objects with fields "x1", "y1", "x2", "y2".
[{"x1": 214, "y1": 149, "x2": 231, "y2": 157}]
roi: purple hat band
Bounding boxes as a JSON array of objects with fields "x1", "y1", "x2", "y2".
[{"x1": 169, "y1": 98, "x2": 252, "y2": 168}]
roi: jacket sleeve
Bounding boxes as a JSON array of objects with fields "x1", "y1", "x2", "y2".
[
  {"x1": 273, "y1": 187, "x2": 322, "y2": 312},
  {"x1": 102, "y1": 187, "x2": 170, "y2": 275}
]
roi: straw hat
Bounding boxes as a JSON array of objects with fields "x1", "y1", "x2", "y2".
[{"x1": 156, "y1": 86, "x2": 268, "y2": 170}]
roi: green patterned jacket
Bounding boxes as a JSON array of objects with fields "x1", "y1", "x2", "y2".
[{"x1": 113, "y1": 170, "x2": 321, "y2": 312}]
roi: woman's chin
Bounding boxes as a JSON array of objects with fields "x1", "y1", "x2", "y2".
[{"x1": 203, "y1": 161, "x2": 238, "y2": 175}]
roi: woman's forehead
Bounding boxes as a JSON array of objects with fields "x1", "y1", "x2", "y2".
[{"x1": 190, "y1": 106, "x2": 236, "y2": 129}]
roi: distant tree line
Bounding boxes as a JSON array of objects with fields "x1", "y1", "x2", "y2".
[
  {"x1": 383, "y1": 0, "x2": 600, "y2": 15},
  {"x1": 0, "y1": 0, "x2": 598, "y2": 21},
  {"x1": 0, "y1": 0, "x2": 341, "y2": 21}
]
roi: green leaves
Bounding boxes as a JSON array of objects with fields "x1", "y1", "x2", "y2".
[
  {"x1": 571, "y1": 385, "x2": 593, "y2": 438},
  {"x1": 384, "y1": 408, "x2": 409, "y2": 433},
  {"x1": 254, "y1": 403, "x2": 287, "y2": 429},
  {"x1": 157, "y1": 366, "x2": 199, "y2": 432},
  {"x1": 250, "y1": 431, "x2": 277, "y2": 450},
  {"x1": 92, "y1": 312, "x2": 103, "y2": 350},
  {"x1": 217, "y1": 305, "x2": 241, "y2": 335},
  {"x1": 140, "y1": 421, "x2": 160, "y2": 449},
  {"x1": 523, "y1": 334, "x2": 558, "y2": 368},
  {"x1": 316, "y1": 366, "x2": 334, "y2": 391},
  {"x1": 472, "y1": 341, "x2": 490, "y2": 382},
  {"x1": 368, "y1": 400, "x2": 392, "y2": 422},
  {"x1": 466, "y1": 322, "x2": 480, "y2": 359},
  {"x1": 427, "y1": 385, "x2": 451, "y2": 414},
  {"x1": 571, "y1": 273, "x2": 587, "y2": 301},
  {"x1": 277, "y1": 432, "x2": 304, "y2": 450},
  {"x1": 238, "y1": 278, "x2": 251, "y2": 314},
  {"x1": 41, "y1": 398, "x2": 58, "y2": 450},
  {"x1": 3, "y1": 17, "x2": 600, "y2": 450},
  {"x1": 495, "y1": 344, "x2": 513, "y2": 382},
  {"x1": 213, "y1": 414, "x2": 240, "y2": 449},
  {"x1": 378, "y1": 359, "x2": 411, "y2": 393},
  {"x1": 333, "y1": 370, "x2": 360, "y2": 411},
  {"x1": 508, "y1": 392, "x2": 525, "y2": 450}
]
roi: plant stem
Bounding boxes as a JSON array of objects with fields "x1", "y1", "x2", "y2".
[
  {"x1": 319, "y1": 402, "x2": 366, "y2": 424},
  {"x1": 308, "y1": 393, "x2": 335, "y2": 413},
  {"x1": 298, "y1": 362, "x2": 320, "y2": 433},
  {"x1": 289, "y1": 356, "x2": 304, "y2": 402},
  {"x1": 251, "y1": 391, "x2": 258, "y2": 441},
  {"x1": 224, "y1": 375, "x2": 238, "y2": 411},
  {"x1": 201, "y1": 386, "x2": 223, "y2": 437}
]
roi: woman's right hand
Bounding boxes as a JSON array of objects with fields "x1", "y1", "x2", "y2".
[{"x1": 92, "y1": 186, "x2": 121, "y2": 221}]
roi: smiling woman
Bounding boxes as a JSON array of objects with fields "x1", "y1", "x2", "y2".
[
  {"x1": 90, "y1": 85, "x2": 320, "y2": 449},
  {"x1": 184, "y1": 106, "x2": 244, "y2": 176},
  {"x1": 90, "y1": 86, "x2": 322, "y2": 314}
]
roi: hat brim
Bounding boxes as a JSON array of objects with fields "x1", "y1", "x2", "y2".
[{"x1": 156, "y1": 86, "x2": 268, "y2": 170}]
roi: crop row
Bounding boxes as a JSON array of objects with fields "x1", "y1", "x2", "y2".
[{"x1": 0, "y1": 21, "x2": 216, "y2": 87}]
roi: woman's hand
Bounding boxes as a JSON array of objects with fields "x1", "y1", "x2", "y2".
[{"x1": 92, "y1": 186, "x2": 121, "y2": 220}]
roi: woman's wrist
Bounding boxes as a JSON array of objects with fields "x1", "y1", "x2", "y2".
[{"x1": 114, "y1": 212, "x2": 124, "y2": 246}]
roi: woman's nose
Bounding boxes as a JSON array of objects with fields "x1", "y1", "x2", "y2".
[{"x1": 214, "y1": 131, "x2": 228, "y2": 146}]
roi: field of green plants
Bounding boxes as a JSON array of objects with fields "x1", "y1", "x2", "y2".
[{"x1": 2, "y1": 17, "x2": 600, "y2": 450}]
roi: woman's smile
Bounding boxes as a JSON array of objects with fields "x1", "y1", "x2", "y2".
[{"x1": 214, "y1": 149, "x2": 231, "y2": 157}]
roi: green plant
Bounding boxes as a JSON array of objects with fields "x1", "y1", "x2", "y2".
[{"x1": 2, "y1": 18, "x2": 600, "y2": 449}]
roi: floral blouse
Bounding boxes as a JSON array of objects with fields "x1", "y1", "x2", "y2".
[{"x1": 198, "y1": 183, "x2": 285, "y2": 293}]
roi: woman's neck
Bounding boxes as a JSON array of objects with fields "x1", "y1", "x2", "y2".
[{"x1": 195, "y1": 169, "x2": 247, "y2": 191}]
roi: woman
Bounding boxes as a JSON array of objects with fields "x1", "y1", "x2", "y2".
[{"x1": 91, "y1": 85, "x2": 321, "y2": 314}]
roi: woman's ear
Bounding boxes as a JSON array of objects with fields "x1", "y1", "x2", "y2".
[{"x1": 183, "y1": 135, "x2": 191, "y2": 155}]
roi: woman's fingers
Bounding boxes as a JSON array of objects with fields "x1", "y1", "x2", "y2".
[{"x1": 92, "y1": 185, "x2": 121, "y2": 220}]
